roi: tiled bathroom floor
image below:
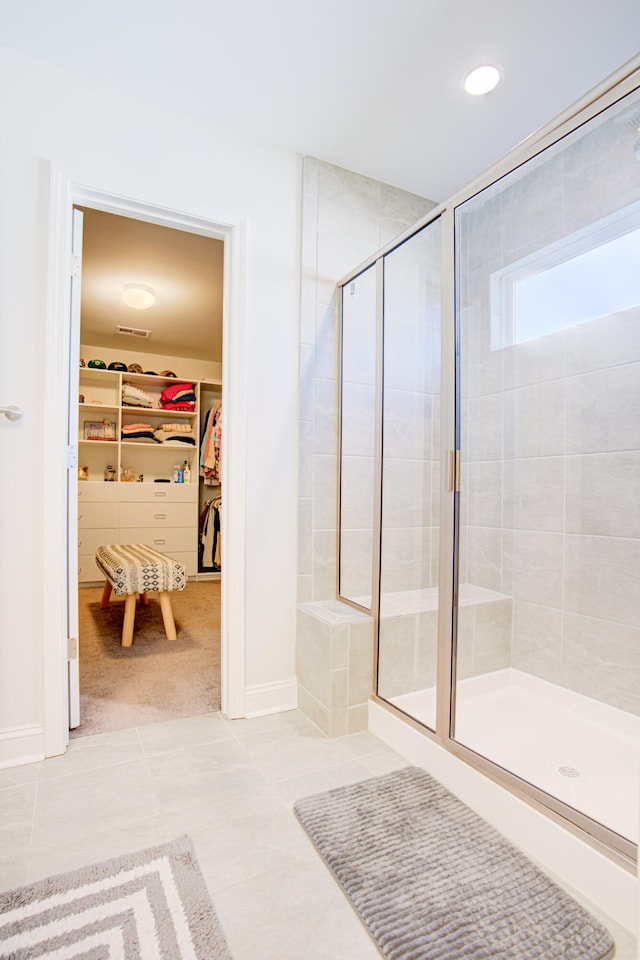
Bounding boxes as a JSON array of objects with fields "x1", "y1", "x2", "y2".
[{"x1": 0, "y1": 710, "x2": 634, "y2": 959}]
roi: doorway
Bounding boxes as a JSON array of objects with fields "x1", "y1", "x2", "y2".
[
  {"x1": 43, "y1": 180, "x2": 248, "y2": 753},
  {"x1": 71, "y1": 204, "x2": 225, "y2": 737}
]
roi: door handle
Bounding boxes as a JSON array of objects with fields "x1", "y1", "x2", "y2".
[{"x1": 0, "y1": 405, "x2": 23, "y2": 421}]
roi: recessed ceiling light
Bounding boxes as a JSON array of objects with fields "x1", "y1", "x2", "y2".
[
  {"x1": 463, "y1": 64, "x2": 503, "y2": 97},
  {"x1": 122, "y1": 283, "x2": 156, "y2": 310}
]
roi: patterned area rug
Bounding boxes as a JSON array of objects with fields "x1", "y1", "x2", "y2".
[
  {"x1": 294, "y1": 767, "x2": 615, "y2": 960},
  {"x1": 0, "y1": 835, "x2": 232, "y2": 960}
]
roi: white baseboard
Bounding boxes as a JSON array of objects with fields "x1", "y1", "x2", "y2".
[
  {"x1": 244, "y1": 677, "x2": 298, "y2": 718},
  {"x1": 0, "y1": 724, "x2": 45, "y2": 769},
  {"x1": 369, "y1": 700, "x2": 637, "y2": 936}
]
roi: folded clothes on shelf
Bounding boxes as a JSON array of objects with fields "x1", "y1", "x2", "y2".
[
  {"x1": 121, "y1": 423, "x2": 157, "y2": 443},
  {"x1": 157, "y1": 422, "x2": 193, "y2": 433},
  {"x1": 153, "y1": 426, "x2": 196, "y2": 445},
  {"x1": 160, "y1": 382, "x2": 196, "y2": 410},
  {"x1": 161, "y1": 401, "x2": 196, "y2": 411},
  {"x1": 122, "y1": 383, "x2": 156, "y2": 408}
]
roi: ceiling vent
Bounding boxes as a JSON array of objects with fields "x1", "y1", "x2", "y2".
[{"x1": 115, "y1": 325, "x2": 152, "y2": 338}]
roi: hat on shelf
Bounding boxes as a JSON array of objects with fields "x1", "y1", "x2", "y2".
[
  {"x1": 159, "y1": 370, "x2": 177, "y2": 377},
  {"x1": 108, "y1": 361, "x2": 128, "y2": 371},
  {"x1": 144, "y1": 370, "x2": 157, "y2": 376},
  {"x1": 127, "y1": 363, "x2": 143, "y2": 374},
  {"x1": 87, "y1": 359, "x2": 106, "y2": 369},
  {"x1": 79, "y1": 358, "x2": 86, "y2": 367}
]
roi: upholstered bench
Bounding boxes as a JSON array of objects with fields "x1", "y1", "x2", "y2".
[{"x1": 95, "y1": 544, "x2": 186, "y2": 647}]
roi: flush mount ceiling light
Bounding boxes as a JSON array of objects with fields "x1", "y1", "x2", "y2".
[
  {"x1": 463, "y1": 64, "x2": 503, "y2": 97},
  {"x1": 122, "y1": 283, "x2": 156, "y2": 310}
]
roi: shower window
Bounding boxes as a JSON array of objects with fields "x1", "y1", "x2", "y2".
[
  {"x1": 377, "y1": 219, "x2": 442, "y2": 731},
  {"x1": 454, "y1": 86, "x2": 640, "y2": 848},
  {"x1": 490, "y1": 201, "x2": 640, "y2": 348}
]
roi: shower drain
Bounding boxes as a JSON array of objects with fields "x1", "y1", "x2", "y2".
[{"x1": 557, "y1": 765, "x2": 581, "y2": 779}]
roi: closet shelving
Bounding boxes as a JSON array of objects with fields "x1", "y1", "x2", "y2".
[
  {"x1": 78, "y1": 368, "x2": 203, "y2": 482},
  {"x1": 77, "y1": 367, "x2": 222, "y2": 582}
]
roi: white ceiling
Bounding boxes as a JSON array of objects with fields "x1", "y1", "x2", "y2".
[
  {"x1": 3, "y1": 2, "x2": 639, "y2": 364},
  {"x1": 1, "y1": 1, "x2": 639, "y2": 201},
  {"x1": 78, "y1": 208, "x2": 224, "y2": 363}
]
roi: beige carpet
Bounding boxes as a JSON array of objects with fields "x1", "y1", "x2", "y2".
[{"x1": 73, "y1": 579, "x2": 221, "y2": 739}]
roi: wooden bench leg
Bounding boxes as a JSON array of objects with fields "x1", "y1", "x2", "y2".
[
  {"x1": 122, "y1": 593, "x2": 137, "y2": 647},
  {"x1": 100, "y1": 581, "x2": 113, "y2": 609},
  {"x1": 158, "y1": 591, "x2": 177, "y2": 641},
  {"x1": 140, "y1": 592, "x2": 149, "y2": 606}
]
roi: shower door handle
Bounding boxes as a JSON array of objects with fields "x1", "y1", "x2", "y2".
[
  {"x1": 0, "y1": 405, "x2": 23, "y2": 421},
  {"x1": 448, "y1": 450, "x2": 461, "y2": 492}
]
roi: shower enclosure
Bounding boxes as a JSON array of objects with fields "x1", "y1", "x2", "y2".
[{"x1": 338, "y1": 64, "x2": 640, "y2": 864}]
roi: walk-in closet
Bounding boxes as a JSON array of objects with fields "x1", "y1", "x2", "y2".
[{"x1": 73, "y1": 206, "x2": 224, "y2": 736}]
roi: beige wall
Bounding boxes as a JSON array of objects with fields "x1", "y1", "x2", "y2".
[{"x1": 80, "y1": 344, "x2": 222, "y2": 383}]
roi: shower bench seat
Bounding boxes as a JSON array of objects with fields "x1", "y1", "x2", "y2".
[
  {"x1": 95, "y1": 543, "x2": 186, "y2": 647},
  {"x1": 352, "y1": 583, "x2": 511, "y2": 616}
]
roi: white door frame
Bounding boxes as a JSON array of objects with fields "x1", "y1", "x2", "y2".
[{"x1": 43, "y1": 170, "x2": 247, "y2": 757}]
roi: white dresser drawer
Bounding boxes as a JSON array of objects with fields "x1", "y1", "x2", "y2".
[
  {"x1": 78, "y1": 502, "x2": 120, "y2": 528},
  {"x1": 77, "y1": 483, "x2": 119, "y2": 503},
  {"x1": 169, "y1": 551, "x2": 198, "y2": 578},
  {"x1": 118, "y1": 482, "x2": 198, "y2": 503},
  {"x1": 119, "y1": 527, "x2": 195, "y2": 554},
  {"x1": 78, "y1": 528, "x2": 119, "y2": 555},
  {"x1": 119, "y1": 501, "x2": 196, "y2": 528},
  {"x1": 78, "y1": 554, "x2": 104, "y2": 582}
]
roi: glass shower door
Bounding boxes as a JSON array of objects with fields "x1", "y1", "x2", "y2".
[
  {"x1": 453, "y1": 87, "x2": 640, "y2": 849},
  {"x1": 377, "y1": 219, "x2": 442, "y2": 730}
]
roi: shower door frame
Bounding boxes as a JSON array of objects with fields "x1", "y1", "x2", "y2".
[{"x1": 337, "y1": 54, "x2": 640, "y2": 870}]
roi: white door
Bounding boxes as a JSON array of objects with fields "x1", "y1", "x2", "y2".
[{"x1": 67, "y1": 207, "x2": 83, "y2": 729}]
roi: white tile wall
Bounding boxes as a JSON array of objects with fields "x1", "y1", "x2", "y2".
[
  {"x1": 298, "y1": 156, "x2": 435, "y2": 605},
  {"x1": 296, "y1": 602, "x2": 374, "y2": 737}
]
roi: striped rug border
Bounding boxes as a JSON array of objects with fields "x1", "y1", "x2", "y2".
[{"x1": 0, "y1": 834, "x2": 232, "y2": 960}]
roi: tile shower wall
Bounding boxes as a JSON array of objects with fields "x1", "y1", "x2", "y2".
[
  {"x1": 376, "y1": 221, "x2": 443, "y2": 710},
  {"x1": 298, "y1": 157, "x2": 436, "y2": 603},
  {"x1": 458, "y1": 100, "x2": 640, "y2": 714},
  {"x1": 381, "y1": 224, "x2": 441, "y2": 597},
  {"x1": 296, "y1": 600, "x2": 374, "y2": 736}
]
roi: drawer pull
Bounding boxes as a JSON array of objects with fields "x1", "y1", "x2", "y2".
[
  {"x1": 154, "y1": 538, "x2": 166, "y2": 545},
  {"x1": 78, "y1": 514, "x2": 82, "y2": 520},
  {"x1": 154, "y1": 491, "x2": 167, "y2": 497},
  {"x1": 78, "y1": 540, "x2": 83, "y2": 548},
  {"x1": 154, "y1": 513, "x2": 166, "y2": 519}
]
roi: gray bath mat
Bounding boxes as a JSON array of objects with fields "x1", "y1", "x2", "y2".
[{"x1": 294, "y1": 766, "x2": 614, "y2": 960}]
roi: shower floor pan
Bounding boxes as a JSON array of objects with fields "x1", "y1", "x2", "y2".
[{"x1": 391, "y1": 667, "x2": 640, "y2": 845}]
